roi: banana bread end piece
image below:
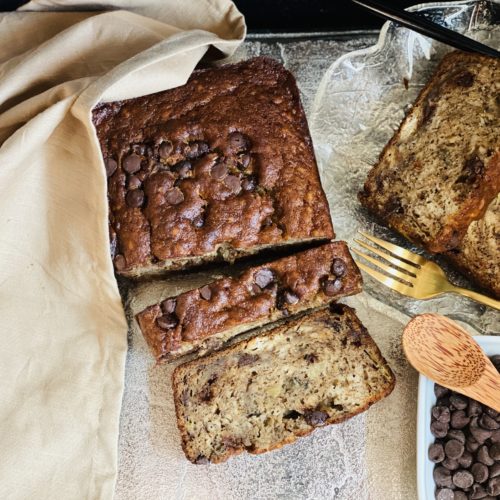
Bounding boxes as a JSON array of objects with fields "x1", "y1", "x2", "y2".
[{"x1": 172, "y1": 304, "x2": 395, "y2": 464}]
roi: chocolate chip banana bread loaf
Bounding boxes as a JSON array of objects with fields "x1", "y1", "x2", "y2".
[
  {"x1": 136, "y1": 242, "x2": 362, "y2": 362},
  {"x1": 172, "y1": 304, "x2": 395, "y2": 464},
  {"x1": 93, "y1": 57, "x2": 334, "y2": 277},
  {"x1": 359, "y1": 51, "x2": 500, "y2": 296}
]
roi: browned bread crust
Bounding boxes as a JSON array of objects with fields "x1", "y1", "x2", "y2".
[
  {"x1": 359, "y1": 51, "x2": 500, "y2": 254},
  {"x1": 172, "y1": 304, "x2": 395, "y2": 464},
  {"x1": 93, "y1": 57, "x2": 334, "y2": 277},
  {"x1": 136, "y1": 241, "x2": 362, "y2": 362}
]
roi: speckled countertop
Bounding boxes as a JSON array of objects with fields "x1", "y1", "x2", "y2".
[{"x1": 115, "y1": 33, "x2": 422, "y2": 500}]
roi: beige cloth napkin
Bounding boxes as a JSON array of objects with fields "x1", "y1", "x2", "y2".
[{"x1": 0, "y1": 2, "x2": 244, "y2": 498}]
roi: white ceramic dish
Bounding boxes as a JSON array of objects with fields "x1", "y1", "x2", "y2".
[{"x1": 416, "y1": 335, "x2": 500, "y2": 500}]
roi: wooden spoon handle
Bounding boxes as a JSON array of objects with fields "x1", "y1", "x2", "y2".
[{"x1": 466, "y1": 364, "x2": 500, "y2": 412}]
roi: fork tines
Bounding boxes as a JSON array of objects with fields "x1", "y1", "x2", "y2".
[{"x1": 351, "y1": 231, "x2": 422, "y2": 293}]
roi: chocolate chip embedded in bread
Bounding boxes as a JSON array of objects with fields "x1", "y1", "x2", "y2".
[
  {"x1": 165, "y1": 188, "x2": 184, "y2": 205},
  {"x1": 173, "y1": 160, "x2": 192, "y2": 179},
  {"x1": 304, "y1": 410, "x2": 329, "y2": 427},
  {"x1": 114, "y1": 254, "x2": 126, "y2": 271},
  {"x1": 211, "y1": 162, "x2": 228, "y2": 180},
  {"x1": 126, "y1": 189, "x2": 145, "y2": 208},
  {"x1": 127, "y1": 175, "x2": 142, "y2": 190},
  {"x1": 304, "y1": 353, "x2": 318, "y2": 364},
  {"x1": 241, "y1": 175, "x2": 257, "y2": 192},
  {"x1": 184, "y1": 141, "x2": 209, "y2": 159},
  {"x1": 322, "y1": 278, "x2": 343, "y2": 296},
  {"x1": 105, "y1": 158, "x2": 118, "y2": 177},
  {"x1": 156, "y1": 313, "x2": 178, "y2": 330},
  {"x1": 237, "y1": 353, "x2": 259, "y2": 367},
  {"x1": 254, "y1": 269, "x2": 275, "y2": 289},
  {"x1": 194, "y1": 455, "x2": 210, "y2": 465},
  {"x1": 159, "y1": 140, "x2": 173, "y2": 158},
  {"x1": 192, "y1": 214, "x2": 205, "y2": 228},
  {"x1": 123, "y1": 153, "x2": 142, "y2": 174},
  {"x1": 228, "y1": 132, "x2": 250, "y2": 153},
  {"x1": 276, "y1": 288, "x2": 299, "y2": 309},
  {"x1": 224, "y1": 175, "x2": 241, "y2": 194},
  {"x1": 331, "y1": 258, "x2": 347, "y2": 277},
  {"x1": 454, "y1": 71, "x2": 474, "y2": 87},
  {"x1": 160, "y1": 298, "x2": 176, "y2": 315},
  {"x1": 237, "y1": 153, "x2": 251, "y2": 170},
  {"x1": 199, "y1": 285, "x2": 212, "y2": 301}
]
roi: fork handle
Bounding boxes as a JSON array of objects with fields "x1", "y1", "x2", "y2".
[{"x1": 448, "y1": 285, "x2": 500, "y2": 310}]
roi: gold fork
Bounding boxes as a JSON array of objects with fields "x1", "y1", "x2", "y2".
[{"x1": 351, "y1": 231, "x2": 500, "y2": 310}]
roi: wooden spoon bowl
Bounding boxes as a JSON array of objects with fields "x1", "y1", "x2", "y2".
[{"x1": 403, "y1": 313, "x2": 500, "y2": 412}]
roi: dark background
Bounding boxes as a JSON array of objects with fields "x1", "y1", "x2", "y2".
[{"x1": 2, "y1": 0, "x2": 418, "y2": 31}]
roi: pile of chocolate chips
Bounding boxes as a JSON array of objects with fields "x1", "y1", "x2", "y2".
[{"x1": 430, "y1": 355, "x2": 500, "y2": 500}]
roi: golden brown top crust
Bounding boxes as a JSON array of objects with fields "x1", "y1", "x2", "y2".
[
  {"x1": 136, "y1": 242, "x2": 362, "y2": 361},
  {"x1": 359, "y1": 51, "x2": 500, "y2": 254},
  {"x1": 93, "y1": 57, "x2": 334, "y2": 275}
]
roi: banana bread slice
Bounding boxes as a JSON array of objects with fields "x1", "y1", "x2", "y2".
[
  {"x1": 93, "y1": 57, "x2": 334, "y2": 277},
  {"x1": 172, "y1": 304, "x2": 395, "y2": 464},
  {"x1": 445, "y1": 195, "x2": 499, "y2": 298},
  {"x1": 136, "y1": 241, "x2": 362, "y2": 362},
  {"x1": 359, "y1": 51, "x2": 500, "y2": 254}
]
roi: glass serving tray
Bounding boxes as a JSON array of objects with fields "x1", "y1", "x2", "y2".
[{"x1": 310, "y1": 0, "x2": 500, "y2": 335}]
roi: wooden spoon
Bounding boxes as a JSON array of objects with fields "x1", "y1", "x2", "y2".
[{"x1": 402, "y1": 313, "x2": 500, "y2": 412}]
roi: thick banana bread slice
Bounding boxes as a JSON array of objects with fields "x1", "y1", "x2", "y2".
[
  {"x1": 136, "y1": 242, "x2": 362, "y2": 362},
  {"x1": 359, "y1": 51, "x2": 500, "y2": 254},
  {"x1": 172, "y1": 305, "x2": 395, "y2": 464},
  {"x1": 445, "y1": 195, "x2": 499, "y2": 298}
]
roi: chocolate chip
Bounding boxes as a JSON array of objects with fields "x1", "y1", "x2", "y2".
[
  {"x1": 472, "y1": 463, "x2": 489, "y2": 483},
  {"x1": 434, "y1": 466, "x2": 453, "y2": 488},
  {"x1": 431, "y1": 420, "x2": 449, "y2": 438},
  {"x1": 466, "y1": 438, "x2": 480, "y2": 453},
  {"x1": 452, "y1": 470, "x2": 474, "y2": 489},
  {"x1": 199, "y1": 285, "x2": 212, "y2": 301},
  {"x1": 484, "y1": 407, "x2": 499, "y2": 419},
  {"x1": 429, "y1": 443, "x2": 445, "y2": 462},
  {"x1": 490, "y1": 463, "x2": 500, "y2": 478},
  {"x1": 487, "y1": 476, "x2": 500, "y2": 496},
  {"x1": 304, "y1": 353, "x2": 318, "y2": 364},
  {"x1": 322, "y1": 278, "x2": 343, "y2": 296},
  {"x1": 468, "y1": 400, "x2": 483, "y2": 417},
  {"x1": 241, "y1": 175, "x2": 257, "y2": 192},
  {"x1": 470, "y1": 483, "x2": 488, "y2": 499},
  {"x1": 181, "y1": 388, "x2": 190, "y2": 406},
  {"x1": 433, "y1": 406, "x2": 451, "y2": 423},
  {"x1": 457, "y1": 450, "x2": 473, "y2": 468},
  {"x1": 237, "y1": 153, "x2": 251, "y2": 170},
  {"x1": 445, "y1": 439, "x2": 464, "y2": 460},
  {"x1": 436, "y1": 489, "x2": 454, "y2": 500},
  {"x1": 454, "y1": 71, "x2": 474, "y2": 87},
  {"x1": 105, "y1": 157, "x2": 118, "y2": 177},
  {"x1": 156, "y1": 313, "x2": 178, "y2": 330},
  {"x1": 122, "y1": 153, "x2": 141, "y2": 174},
  {"x1": 447, "y1": 430, "x2": 466, "y2": 444},
  {"x1": 453, "y1": 492, "x2": 468, "y2": 500},
  {"x1": 435, "y1": 385, "x2": 450, "y2": 399},
  {"x1": 114, "y1": 254, "x2": 126, "y2": 271},
  {"x1": 457, "y1": 156, "x2": 484, "y2": 185},
  {"x1": 470, "y1": 417, "x2": 492, "y2": 443},
  {"x1": 126, "y1": 188, "x2": 145, "y2": 208},
  {"x1": 237, "y1": 353, "x2": 259, "y2": 367},
  {"x1": 450, "y1": 394, "x2": 468, "y2": 410},
  {"x1": 479, "y1": 414, "x2": 500, "y2": 430},
  {"x1": 228, "y1": 131, "x2": 250, "y2": 153},
  {"x1": 304, "y1": 410, "x2": 329, "y2": 427},
  {"x1": 277, "y1": 288, "x2": 299, "y2": 309},
  {"x1": 451, "y1": 410, "x2": 470, "y2": 429},
  {"x1": 254, "y1": 269, "x2": 275, "y2": 289},
  {"x1": 442, "y1": 458, "x2": 459, "y2": 470},
  {"x1": 173, "y1": 160, "x2": 192, "y2": 179},
  {"x1": 160, "y1": 298, "x2": 176, "y2": 314},
  {"x1": 165, "y1": 188, "x2": 184, "y2": 205},
  {"x1": 331, "y1": 258, "x2": 347, "y2": 277},
  {"x1": 224, "y1": 174, "x2": 241, "y2": 193},
  {"x1": 211, "y1": 161, "x2": 228, "y2": 180},
  {"x1": 184, "y1": 141, "x2": 209, "y2": 159},
  {"x1": 477, "y1": 445, "x2": 494, "y2": 466},
  {"x1": 192, "y1": 214, "x2": 205, "y2": 228},
  {"x1": 127, "y1": 175, "x2": 141, "y2": 190},
  {"x1": 490, "y1": 443, "x2": 500, "y2": 460},
  {"x1": 491, "y1": 430, "x2": 500, "y2": 443},
  {"x1": 159, "y1": 141, "x2": 173, "y2": 158},
  {"x1": 194, "y1": 456, "x2": 210, "y2": 465}
]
